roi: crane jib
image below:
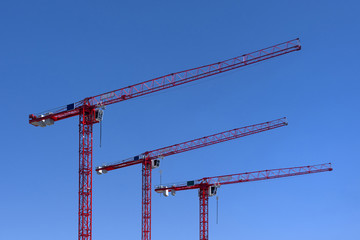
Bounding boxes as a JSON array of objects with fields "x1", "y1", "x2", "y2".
[
  {"x1": 29, "y1": 38, "x2": 300, "y2": 126},
  {"x1": 154, "y1": 163, "x2": 332, "y2": 192},
  {"x1": 89, "y1": 42, "x2": 300, "y2": 107},
  {"x1": 96, "y1": 117, "x2": 288, "y2": 172}
]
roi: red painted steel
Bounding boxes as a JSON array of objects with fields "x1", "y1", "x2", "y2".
[
  {"x1": 96, "y1": 117, "x2": 288, "y2": 172},
  {"x1": 29, "y1": 39, "x2": 300, "y2": 124},
  {"x1": 29, "y1": 38, "x2": 301, "y2": 240},
  {"x1": 199, "y1": 187, "x2": 209, "y2": 240},
  {"x1": 142, "y1": 160, "x2": 152, "y2": 240},
  {"x1": 96, "y1": 117, "x2": 287, "y2": 240},
  {"x1": 154, "y1": 163, "x2": 333, "y2": 240},
  {"x1": 155, "y1": 163, "x2": 333, "y2": 192},
  {"x1": 78, "y1": 104, "x2": 95, "y2": 240}
]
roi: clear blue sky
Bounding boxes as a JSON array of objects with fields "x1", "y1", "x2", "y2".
[{"x1": 1, "y1": 1, "x2": 359, "y2": 239}]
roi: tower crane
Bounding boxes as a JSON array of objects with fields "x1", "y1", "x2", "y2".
[
  {"x1": 96, "y1": 117, "x2": 288, "y2": 240},
  {"x1": 28, "y1": 39, "x2": 300, "y2": 240},
  {"x1": 155, "y1": 163, "x2": 333, "y2": 240}
]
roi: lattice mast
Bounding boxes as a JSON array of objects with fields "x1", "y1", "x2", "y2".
[
  {"x1": 28, "y1": 39, "x2": 300, "y2": 240},
  {"x1": 155, "y1": 163, "x2": 333, "y2": 240},
  {"x1": 96, "y1": 117, "x2": 288, "y2": 240}
]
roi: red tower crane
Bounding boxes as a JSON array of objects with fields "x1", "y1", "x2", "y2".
[
  {"x1": 155, "y1": 163, "x2": 333, "y2": 240},
  {"x1": 28, "y1": 39, "x2": 300, "y2": 240},
  {"x1": 96, "y1": 117, "x2": 288, "y2": 240}
]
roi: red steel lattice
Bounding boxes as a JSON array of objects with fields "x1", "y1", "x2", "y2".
[
  {"x1": 29, "y1": 39, "x2": 301, "y2": 240},
  {"x1": 29, "y1": 39, "x2": 300, "y2": 124},
  {"x1": 97, "y1": 117, "x2": 288, "y2": 172},
  {"x1": 78, "y1": 105, "x2": 95, "y2": 240},
  {"x1": 199, "y1": 187, "x2": 209, "y2": 240},
  {"x1": 142, "y1": 161, "x2": 152, "y2": 240},
  {"x1": 155, "y1": 163, "x2": 333, "y2": 192},
  {"x1": 155, "y1": 163, "x2": 332, "y2": 240},
  {"x1": 96, "y1": 118, "x2": 288, "y2": 240}
]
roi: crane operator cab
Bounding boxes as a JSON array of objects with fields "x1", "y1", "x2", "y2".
[
  {"x1": 208, "y1": 186, "x2": 217, "y2": 197},
  {"x1": 95, "y1": 108, "x2": 104, "y2": 122},
  {"x1": 151, "y1": 159, "x2": 160, "y2": 169}
]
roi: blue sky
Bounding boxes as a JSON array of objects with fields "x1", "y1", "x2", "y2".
[{"x1": 1, "y1": 1, "x2": 359, "y2": 239}]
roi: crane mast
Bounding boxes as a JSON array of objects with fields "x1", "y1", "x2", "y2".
[
  {"x1": 155, "y1": 163, "x2": 333, "y2": 240},
  {"x1": 28, "y1": 39, "x2": 301, "y2": 240},
  {"x1": 96, "y1": 117, "x2": 288, "y2": 240}
]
